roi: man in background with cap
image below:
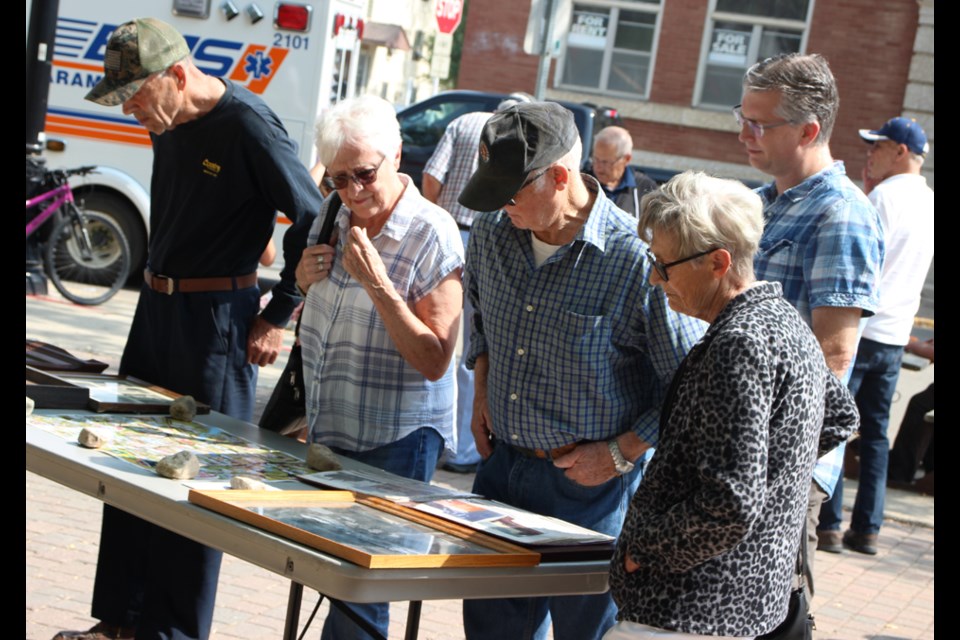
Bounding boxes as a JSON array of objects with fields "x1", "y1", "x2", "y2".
[
  {"x1": 421, "y1": 92, "x2": 531, "y2": 474},
  {"x1": 817, "y1": 117, "x2": 934, "y2": 555},
  {"x1": 458, "y1": 101, "x2": 704, "y2": 639},
  {"x1": 54, "y1": 17, "x2": 321, "y2": 640}
]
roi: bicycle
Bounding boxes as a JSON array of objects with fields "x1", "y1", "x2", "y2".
[{"x1": 26, "y1": 157, "x2": 132, "y2": 305}]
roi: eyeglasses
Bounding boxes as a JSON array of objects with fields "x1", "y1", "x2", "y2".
[
  {"x1": 591, "y1": 155, "x2": 626, "y2": 168},
  {"x1": 507, "y1": 167, "x2": 552, "y2": 206},
  {"x1": 322, "y1": 155, "x2": 385, "y2": 190},
  {"x1": 647, "y1": 248, "x2": 719, "y2": 282},
  {"x1": 732, "y1": 104, "x2": 794, "y2": 138}
]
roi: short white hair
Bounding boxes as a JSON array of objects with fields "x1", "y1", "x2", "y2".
[
  {"x1": 594, "y1": 126, "x2": 632, "y2": 157},
  {"x1": 639, "y1": 171, "x2": 764, "y2": 280},
  {"x1": 315, "y1": 95, "x2": 401, "y2": 166}
]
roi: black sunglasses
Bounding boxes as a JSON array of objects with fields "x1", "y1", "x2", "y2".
[
  {"x1": 647, "y1": 248, "x2": 719, "y2": 282},
  {"x1": 323, "y1": 155, "x2": 386, "y2": 190}
]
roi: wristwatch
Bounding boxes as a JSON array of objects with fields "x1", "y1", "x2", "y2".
[{"x1": 607, "y1": 439, "x2": 635, "y2": 475}]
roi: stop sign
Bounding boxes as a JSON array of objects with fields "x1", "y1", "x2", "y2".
[{"x1": 435, "y1": 0, "x2": 463, "y2": 34}]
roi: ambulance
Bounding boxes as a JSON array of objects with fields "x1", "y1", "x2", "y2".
[{"x1": 37, "y1": 0, "x2": 366, "y2": 276}]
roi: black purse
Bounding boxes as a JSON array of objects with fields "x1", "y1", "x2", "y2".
[
  {"x1": 757, "y1": 526, "x2": 815, "y2": 640},
  {"x1": 258, "y1": 192, "x2": 340, "y2": 434}
]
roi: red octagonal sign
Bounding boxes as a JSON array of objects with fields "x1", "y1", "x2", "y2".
[{"x1": 435, "y1": 0, "x2": 463, "y2": 34}]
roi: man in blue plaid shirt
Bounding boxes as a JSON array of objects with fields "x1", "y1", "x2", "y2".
[
  {"x1": 736, "y1": 53, "x2": 884, "y2": 581},
  {"x1": 457, "y1": 102, "x2": 705, "y2": 640}
]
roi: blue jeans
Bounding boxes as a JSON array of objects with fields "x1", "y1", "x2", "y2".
[
  {"x1": 321, "y1": 427, "x2": 443, "y2": 640},
  {"x1": 450, "y1": 228, "x2": 481, "y2": 466},
  {"x1": 463, "y1": 442, "x2": 643, "y2": 640},
  {"x1": 819, "y1": 337, "x2": 902, "y2": 535}
]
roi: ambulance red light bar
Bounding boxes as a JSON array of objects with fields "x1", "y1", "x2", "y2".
[{"x1": 275, "y1": 3, "x2": 312, "y2": 31}]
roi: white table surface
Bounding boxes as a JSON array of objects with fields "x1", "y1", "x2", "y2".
[{"x1": 26, "y1": 409, "x2": 611, "y2": 604}]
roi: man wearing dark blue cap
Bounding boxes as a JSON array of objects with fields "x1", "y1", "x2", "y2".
[
  {"x1": 817, "y1": 117, "x2": 934, "y2": 555},
  {"x1": 458, "y1": 101, "x2": 705, "y2": 640}
]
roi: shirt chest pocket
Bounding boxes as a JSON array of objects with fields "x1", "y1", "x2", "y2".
[
  {"x1": 549, "y1": 310, "x2": 615, "y2": 384},
  {"x1": 755, "y1": 238, "x2": 799, "y2": 284}
]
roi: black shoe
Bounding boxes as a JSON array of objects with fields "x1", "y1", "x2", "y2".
[
  {"x1": 53, "y1": 622, "x2": 135, "y2": 640},
  {"x1": 441, "y1": 461, "x2": 478, "y2": 474},
  {"x1": 843, "y1": 529, "x2": 879, "y2": 555}
]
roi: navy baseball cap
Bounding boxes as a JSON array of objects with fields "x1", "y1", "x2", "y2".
[
  {"x1": 859, "y1": 117, "x2": 929, "y2": 156},
  {"x1": 458, "y1": 102, "x2": 579, "y2": 212}
]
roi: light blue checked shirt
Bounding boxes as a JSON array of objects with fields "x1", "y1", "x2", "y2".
[
  {"x1": 300, "y1": 177, "x2": 464, "y2": 452},
  {"x1": 754, "y1": 161, "x2": 884, "y2": 496},
  {"x1": 423, "y1": 111, "x2": 494, "y2": 227},
  {"x1": 465, "y1": 178, "x2": 706, "y2": 451}
]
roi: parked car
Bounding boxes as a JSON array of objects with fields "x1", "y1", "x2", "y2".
[{"x1": 396, "y1": 90, "x2": 621, "y2": 187}]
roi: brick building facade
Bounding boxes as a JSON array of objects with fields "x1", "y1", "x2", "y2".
[{"x1": 458, "y1": 0, "x2": 934, "y2": 187}]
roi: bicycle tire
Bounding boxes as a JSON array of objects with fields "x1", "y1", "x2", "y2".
[{"x1": 43, "y1": 206, "x2": 132, "y2": 305}]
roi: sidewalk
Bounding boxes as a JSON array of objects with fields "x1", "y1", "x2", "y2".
[{"x1": 26, "y1": 287, "x2": 934, "y2": 639}]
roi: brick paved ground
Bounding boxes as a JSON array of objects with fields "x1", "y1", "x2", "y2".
[{"x1": 26, "y1": 289, "x2": 934, "y2": 639}]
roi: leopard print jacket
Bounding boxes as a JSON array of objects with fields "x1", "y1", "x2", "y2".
[{"x1": 610, "y1": 281, "x2": 858, "y2": 636}]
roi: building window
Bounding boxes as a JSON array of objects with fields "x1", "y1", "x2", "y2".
[
  {"x1": 695, "y1": 0, "x2": 812, "y2": 109},
  {"x1": 557, "y1": 1, "x2": 662, "y2": 98}
]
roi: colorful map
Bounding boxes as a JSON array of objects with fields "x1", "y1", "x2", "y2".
[{"x1": 27, "y1": 414, "x2": 309, "y2": 481}]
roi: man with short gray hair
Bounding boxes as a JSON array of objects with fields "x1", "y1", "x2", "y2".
[
  {"x1": 587, "y1": 126, "x2": 657, "y2": 216},
  {"x1": 736, "y1": 52, "x2": 884, "y2": 585}
]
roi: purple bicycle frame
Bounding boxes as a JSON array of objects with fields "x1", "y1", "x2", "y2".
[{"x1": 26, "y1": 182, "x2": 73, "y2": 238}]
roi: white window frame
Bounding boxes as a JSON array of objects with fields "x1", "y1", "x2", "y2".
[
  {"x1": 554, "y1": 0, "x2": 663, "y2": 100},
  {"x1": 692, "y1": 0, "x2": 815, "y2": 110}
]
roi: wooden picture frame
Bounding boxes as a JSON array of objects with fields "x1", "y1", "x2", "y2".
[
  {"x1": 189, "y1": 490, "x2": 541, "y2": 569},
  {"x1": 25, "y1": 367, "x2": 210, "y2": 414},
  {"x1": 26, "y1": 365, "x2": 89, "y2": 409}
]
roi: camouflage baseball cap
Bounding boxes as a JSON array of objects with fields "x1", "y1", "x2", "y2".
[{"x1": 84, "y1": 17, "x2": 190, "y2": 106}]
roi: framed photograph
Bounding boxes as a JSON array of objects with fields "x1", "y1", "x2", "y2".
[
  {"x1": 27, "y1": 368, "x2": 210, "y2": 414},
  {"x1": 189, "y1": 490, "x2": 541, "y2": 569}
]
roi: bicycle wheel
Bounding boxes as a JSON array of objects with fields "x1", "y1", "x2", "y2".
[{"x1": 44, "y1": 207, "x2": 132, "y2": 305}]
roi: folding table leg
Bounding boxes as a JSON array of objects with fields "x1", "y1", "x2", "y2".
[
  {"x1": 404, "y1": 601, "x2": 422, "y2": 640},
  {"x1": 283, "y1": 581, "x2": 304, "y2": 640}
]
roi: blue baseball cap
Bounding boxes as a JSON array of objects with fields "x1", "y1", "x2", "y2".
[{"x1": 859, "y1": 117, "x2": 929, "y2": 156}]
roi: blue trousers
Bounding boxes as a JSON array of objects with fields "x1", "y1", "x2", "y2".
[
  {"x1": 819, "y1": 337, "x2": 902, "y2": 535},
  {"x1": 463, "y1": 442, "x2": 642, "y2": 640},
  {"x1": 320, "y1": 427, "x2": 444, "y2": 640},
  {"x1": 91, "y1": 285, "x2": 259, "y2": 639}
]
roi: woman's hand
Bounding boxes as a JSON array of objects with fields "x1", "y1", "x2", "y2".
[
  {"x1": 338, "y1": 224, "x2": 462, "y2": 381},
  {"x1": 342, "y1": 226, "x2": 391, "y2": 291},
  {"x1": 295, "y1": 242, "x2": 337, "y2": 294},
  {"x1": 624, "y1": 554, "x2": 640, "y2": 573}
]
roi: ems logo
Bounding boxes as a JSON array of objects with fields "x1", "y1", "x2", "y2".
[
  {"x1": 479, "y1": 142, "x2": 490, "y2": 163},
  {"x1": 202, "y1": 158, "x2": 222, "y2": 177}
]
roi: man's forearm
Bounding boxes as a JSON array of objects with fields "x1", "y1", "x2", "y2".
[{"x1": 811, "y1": 306, "x2": 862, "y2": 378}]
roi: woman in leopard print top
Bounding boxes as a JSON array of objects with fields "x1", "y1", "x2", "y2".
[{"x1": 606, "y1": 172, "x2": 858, "y2": 639}]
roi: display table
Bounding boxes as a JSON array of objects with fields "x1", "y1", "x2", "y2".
[{"x1": 26, "y1": 410, "x2": 611, "y2": 639}]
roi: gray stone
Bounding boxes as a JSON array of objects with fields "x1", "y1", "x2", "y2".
[
  {"x1": 156, "y1": 450, "x2": 200, "y2": 479},
  {"x1": 170, "y1": 395, "x2": 198, "y2": 421},
  {"x1": 230, "y1": 476, "x2": 269, "y2": 490},
  {"x1": 78, "y1": 426, "x2": 112, "y2": 449},
  {"x1": 306, "y1": 443, "x2": 342, "y2": 471}
]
